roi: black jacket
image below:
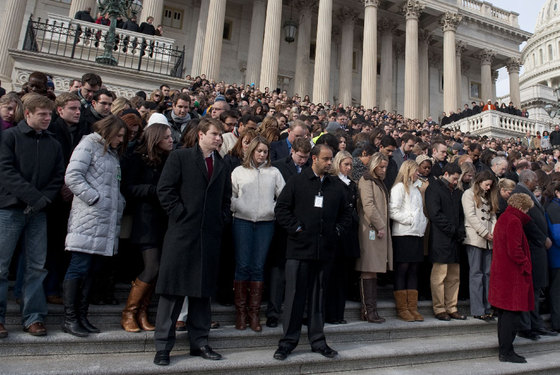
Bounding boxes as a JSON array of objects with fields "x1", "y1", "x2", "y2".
[
  {"x1": 0, "y1": 121, "x2": 64, "y2": 210},
  {"x1": 425, "y1": 177, "x2": 465, "y2": 263},
  {"x1": 122, "y1": 20, "x2": 139, "y2": 32},
  {"x1": 551, "y1": 130, "x2": 560, "y2": 147},
  {"x1": 121, "y1": 151, "x2": 168, "y2": 247},
  {"x1": 48, "y1": 116, "x2": 91, "y2": 165},
  {"x1": 275, "y1": 167, "x2": 352, "y2": 261},
  {"x1": 270, "y1": 139, "x2": 290, "y2": 161},
  {"x1": 156, "y1": 145, "x2": 231, "y2": 297},
  {"x1": 512, "y1": 183, "x2": 549, "y2": 288},
  {"x1": 430, "y1": 160, "x2": 447, "y2": 179},
  {"x1": 272, "y1": 155, "x2": 310, "y2": 181},
  {"x1": 384, "y1": 157, "x2": 398, "y2": 191},
  {"x1": 139, "y1": 22, "x2": 156, "y2": 35}
]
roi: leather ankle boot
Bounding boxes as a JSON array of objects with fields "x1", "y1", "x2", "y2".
[
  {"x1": 234, "y1": 280, "x2": 248, "y2": 330},
  {"x1": 121, "y1": 279, "x2": 144, "y2": 332},
  {"x1": 360, "y1": 278, "x2": 385, "y2": 323},
  {"x1": 394, "y1": 290, "x2": 415, "y2": 322},
  {"x1": 61, "y1": 279, "x2": 89, "y2": 337},
  {"x1": 137, "y1": 281, "x2": 155, "y2": 331},
  {"x1": 406, "y1": 289, "x2": 424, "y2": 321},
  {"x1": 248, "y1": 281, "x2": 264, "y2": 332}
]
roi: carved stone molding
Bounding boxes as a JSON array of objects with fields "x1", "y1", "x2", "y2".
[
  {"x1": 506, "y1": 57, "x2": 522, "y2": 74},
  {"x1": 455, "y1": 40, "x2": 467, "y2": 57},
  {"x1": 402, "y1": 0, "x2": 424, "y2": 20},
  {"x1": 479, "y1": 49, "x2": 495, "y2": 65},
  {"x1": 419, "y1": 29, "x2": 432, "y2": 45},
  {"x1": 378, "y1": 19, "x2": 397, "y2": 34},
  {"x1": 440, "y1": 12, "x2": 462, "y2": 32},
  {"x1": 363, "y1": 0, "x2": 380, "y2": 7}
]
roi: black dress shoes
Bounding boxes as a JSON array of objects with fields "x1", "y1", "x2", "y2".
[
  {"x1": 273, "y1": 346, "x2": 292, "y2": 360},
  {"x1": 533, "y1": 327, "x2": 559, "y2": 336},
  {"x1": 190, "y1": 345, "x2": 222, "y2": 360},
  {"x1": 499, "y1": 352, "x2": 527, "y2": 363},
  {"x1": 153, "y1": 350, "x2": 170, "y2": 366},
  {"x1": 312, "y1": 345, "x2": 338, "y2": 358},
  {"x1": 266, "y1": 317, "x2": 279, "y2": 328},
  {"x1": 517, "y1": 330, "x2": 540, "y2": 341}
]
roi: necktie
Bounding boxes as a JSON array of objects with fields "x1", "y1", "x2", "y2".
[
  {"x1": 296, "y1": 165, "x2": 301, "y2": 174},
  {"x1": 205, "y1": 156, "x2": 213, "y2": 180},
  {"x1": 403, "y1": 153, "x2": 408, "y2": 161}
]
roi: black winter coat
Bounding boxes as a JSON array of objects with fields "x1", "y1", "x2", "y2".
[
  {"x1": 0, "y1": 121, "x2": 64, "y2": 210},
  {"x1": 425, "y1": 177, "x2": 465, "y2": 263},
  {"x1": 275, "y1": 167, "x2": 352, "y2": 261},
  {"x1": 121, "y1": 151, "x2": 167, "y2": 247},
  {"x1": 512, "y1": 183, "x2": 549, "y2": 288},
  {"x1": 156, "y1": 145, "x2": 231, "y2": 297},
  {"x1": 48, "y1": 116, "x2": 91, "y2": 165},
  {"x1": 334, "y1": 177, "x2": 360, "y2": 258}
]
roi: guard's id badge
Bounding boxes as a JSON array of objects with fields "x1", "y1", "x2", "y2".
[
  {"x1": 314, "y1": 195, "x2": 323, "y2": 208},
  {"x1": 369, "y1": 230, "x2": 376, "y2": 240}
]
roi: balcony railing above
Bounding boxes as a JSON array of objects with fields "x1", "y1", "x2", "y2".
[
  {"x1": 22, "y1": 14, "x2": 184, "y2": 78},
  {"x1": 458, "y1": 0, "x2": 519, "y2": 27},
  {"x1": 443, "y1": 110, "x2": 547, "y2": 138}
]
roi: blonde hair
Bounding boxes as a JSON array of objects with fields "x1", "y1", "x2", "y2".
[
  {"x1": 507, "y1": 193, "x2": 534, "y2": 211},
  {"x1": 332, "y1": 150, "x2": 352, "y2": 176},
  {"x1": 458, "y1": 162, "x2": 476, "y2": 191},
  {"x1": 393, "y1": 160, "x2": 419, "y2": 194},
  {"x1": 498, "y1": 178, "x2": 516, "y2": 192},
  {"x1": 368, "y1": 152, "x2": 389, "y2": 177},
  {"x1": 111, "y1": 97, "x2": 132, "y2": 116},
  {"x1": 242, "y1": 136, "x2": 271, "y2": 169}
]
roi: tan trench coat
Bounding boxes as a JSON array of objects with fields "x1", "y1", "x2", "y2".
[{"x1": 356, "y1": 173, "x2": 393, "y2": 273}]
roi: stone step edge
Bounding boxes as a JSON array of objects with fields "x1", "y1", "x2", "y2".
[{"x1": 1, "y1": 333, "x2": 559, "y2": 375}]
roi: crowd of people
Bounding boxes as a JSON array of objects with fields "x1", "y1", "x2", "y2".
[
  {"x1": 440, "y1": 98, "x2": 527, "y2": 126},
  {"x1": 2, "y1": 69, "x2": 560, "y2": 366}
]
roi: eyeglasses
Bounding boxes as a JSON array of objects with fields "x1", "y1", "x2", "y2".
[{"x1": 97, "y1": 101, "x2": 112, "y2": 106}]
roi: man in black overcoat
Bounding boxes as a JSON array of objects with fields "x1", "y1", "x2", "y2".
[
  {"x1": 265, "y1": 138, "x2": 311, "y2": 328},
  {"x1": 513, "y1": 170, "x2": 558, "y2": 340},
  {"x1": 272, "y1": 144, "x2": 351, "y2": 361},
  {"x1": 153, "y1": 118, "x2": 231, "y2": 366},
  {"x1": 426, "y1": 163, "x2": 466, "y2": 321}
]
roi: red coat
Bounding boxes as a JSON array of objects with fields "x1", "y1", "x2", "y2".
[{"x1": 489, "y1": 206, "x2": 534, "y2": 311}]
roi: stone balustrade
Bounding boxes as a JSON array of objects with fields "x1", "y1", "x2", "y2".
[
  {"x1": 444, "y1": 110, "x2": 547, "y2": 138},
  {"x1": 458, "y1": 0, "x2": 519, "y2": 27}
]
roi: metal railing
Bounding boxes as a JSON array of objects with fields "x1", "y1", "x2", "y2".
[{"x1": 22, "y1": 15, "x2": 185, "y2": 78}]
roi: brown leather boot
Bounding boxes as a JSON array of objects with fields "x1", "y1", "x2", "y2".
[
  {"x1": 406, "y1": 289, "x2": 424, "y2": 321},
  {"x1": 234, "y1": 280, "x2": 248, "y2": 330},
  {"x1": 360, "y1": 278, "x2": 385, "y2": 323},
  {"x1": 394, "y1": 290, "x2": 415, "y2": 322},
  {"x1": 137, "y1": 282, "x2": 155, "y2": 331},
  {"x1": 248, "y1": 281, "x2": 264, "y2": 332},
  {"x1": 120, "y1": 279, "x2": 145, "y2": 332}
]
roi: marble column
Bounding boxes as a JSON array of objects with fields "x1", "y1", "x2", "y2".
[
  {"x1": 418, "y1": 30, "x2": 431, "y2": 121},
  {"x1": 338, "y1": 10, "x2": 358, "y2": 107},
  {"x1": 361, "y1": 0, "x2": 380, "y2": 110},
  {"x1": 403, "y1": 0, "x2": 424, "y2": 119},
  {"x1": 260, "y1": 0, "x2": 282, "y2": 90},
  {"x1": 245, "y1": 0, "x2": 267, "y2": 86},
  {"x1": 440, "y1": 12, "x2": 462, "y2": 115},
  {"x1": 312, "y1": 0, "x2": 333, "y2": 104},
  {"x1": 294, "y1": 1, "x2": 315, "y2": 97},
  {"x1": 201, "y1": 0, "x2": 227, "y2": 80},
  {"x1": 191, "y1": 0, "x2": 210, "y2": 77},
  {"x1": 0, "y1": 0, "x2": 27, "y2": 83},
  {"x1": 140, "y1": 0, "x2": 164, "y2": 27},
  {"x1": 455, "y1": 41, "x2": 467, "y2": 109},
  {"x1": 507, "y1": 57, "x2": 522, "y2": 108},
  {"x1": 379, "y1": 19, "x2": 396, "y2": 112},
  {"x1": 480, "y1": 49, "x2": 495, "y2": 102},
  {"x1": 69, "y1": 0, "x2": 96, "y2": 18},
  {"x1": 492, "y1": 70, "x2": 498, "y2": 102}
]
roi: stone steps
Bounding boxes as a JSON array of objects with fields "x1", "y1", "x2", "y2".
[{"x1": 2, "y1": 332, "x2": 559, "y2": 375}]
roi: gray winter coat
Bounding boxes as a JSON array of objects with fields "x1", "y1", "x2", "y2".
[{"x1": 65, "y1": 133, "x2": 125, "y2": 256}]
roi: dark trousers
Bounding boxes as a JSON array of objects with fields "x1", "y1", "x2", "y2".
[
  {"x1": 497, "y1": 309, "x2": 521, "y2": 356},
  {"x1": 154, "y1": 294, "x2": 211, "y2": 352},
  {"x1": 279, "y1": 259, "x2": 328, "y2": 351},
  {"x1": 266, "y1": 263, "x2": 285, "y2": 319},
  {"x1": 520, "y1": 286, "x2": 543, "y2": 331},
  {"x1": 325, "y1": 257, "x2": 350, "y2": 322}
]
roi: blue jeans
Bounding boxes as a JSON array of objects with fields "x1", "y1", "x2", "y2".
[
  {"x1": 0, "y1": 208, "x2": 48, "y2": 327},
  {"x1": 64, "y1": 252, "x2": 101, "y2": 281},
  {"x1": 232, "y1": 218, "x2": 274, "y2": 281}
]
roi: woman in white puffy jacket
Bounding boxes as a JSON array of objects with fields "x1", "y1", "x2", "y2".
[
  {"x1": 230, "y1": 136, "x2": 285, "y2": 332},
  {"x1": 461, "y1": 169, "x2": 497, "y2": 321},
  {"x1": 389, "y1": 160, "x2": 428, "y2": 322},
  {"x1": 62, "y1": 115, "x2": 127, "y2": 338}
]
